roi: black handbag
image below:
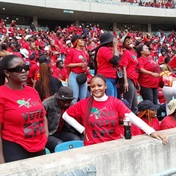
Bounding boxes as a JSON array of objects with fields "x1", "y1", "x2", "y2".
[{"x1": 76, "y1": 73, "x2": 87, "y2": 84}]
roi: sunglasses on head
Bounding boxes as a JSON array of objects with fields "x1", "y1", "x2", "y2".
[{"x1": 6, "y1": 65, "x2": 30, "y2": 73}]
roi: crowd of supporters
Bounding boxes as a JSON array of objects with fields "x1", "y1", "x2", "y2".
[
  {"x1": 0, "y1": 17, "x2": 175, "y2": 162},
  {"x1": 93, "y1": 0, "x2": 175, "y2": 8}
]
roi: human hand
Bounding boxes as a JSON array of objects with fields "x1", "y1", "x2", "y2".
[
  {"x1": 124, "y1": 81, "x2": 128, "y2": 92},
  {"x1": 78, "y1": 62, "x2": 87, "y2": 68},
  {"x1": 150, "y1": 131, "x2": 168, "y2": 145},
  {"x1": 151, "y1": 72, "x2": 160, "y2": 77},
  {"x1": 113, "y1": 38, "x2": 118, "y2": 46},
  {"x1": 136, "y1": 82, "x2": 141, "y2": 91}
]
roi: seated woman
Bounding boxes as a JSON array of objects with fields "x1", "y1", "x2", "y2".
[
  {"x1": 138, "y1": 100, "x2": 160, "y2": 134},
  {"x1": 35, "y1": 63, "x2": 63, "y2": 101}
]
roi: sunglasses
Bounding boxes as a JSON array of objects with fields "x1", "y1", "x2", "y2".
[{"x1": 6, "y1": 65, "x2": 30, "y2": 73}]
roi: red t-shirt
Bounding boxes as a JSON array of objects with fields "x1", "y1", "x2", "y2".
[
  {"x1": 65, "y1": 48, "x2": 88, "y2": 74},
  {"x1": 27, "y1": 63, "x2": 39, "y2": 86},
  {"x1": 66, "y1": 96, "x2": 131, "y2": 145},
  {"x1": 49, "y1": 46, "x2": 60, "y2": 61},
  {"x1": 168, "y1": 56, "x2": 176, "y2": 69},
  {"x1": 158, "y1": 55, "x2": 166, "y2": 65},
  {"x1": 158, "y1": 88, "x2": 166, "y2": 104},
  {"x1": 0, "y1": 85, "x2": 47, "y2": 152},
  {"x1": 138, "y1": 56, "x2": 160, "y2": 88},
  {"x1": 56, "y1": 39, "x2": 65, "y2": 54},
  {"x1": 140, "y1": 117, "x2": 160, "y2": 134},
  {"x1": 119, "y1": 50, "x2": 139, "y2": 84},
  {"x1": 28, "y1": 63, "x2": 39, "y2": 79},
  {"x1": 97, "y1": 47, "x2": 117, "y2": 79},
  {"x1": 65, "y1": 47, "x2": 72, "y2": 56},
  {"x1": 118, "y1": 124, "x2": 141, "y2": 137},
  {"x1": 52, "y1": 67, "x2": 68, "y2": 81},
  {"x1": 160, "y1": 115, "x2": 176, "y2": 130}
]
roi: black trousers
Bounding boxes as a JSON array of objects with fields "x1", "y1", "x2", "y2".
[
  {"x1": 2, "y1": 138, "x2": 46, "y2": 163},
  {"x1": 46, "y1": 130, "x2": 84, "y2": 153},
  {"x1": 140, "y1": 86, "x2": 158, "y2": 105}
]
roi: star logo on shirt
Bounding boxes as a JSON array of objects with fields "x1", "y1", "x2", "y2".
[
  {"x1": 17, "y1": 98, "x2": 31, "y2": 108},
  {"x1": 132, "y1": 55, "x2": 137, "y2": 59}
]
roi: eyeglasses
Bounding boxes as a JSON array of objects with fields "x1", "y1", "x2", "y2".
[{"x1": 6, "y1": 65, "x2": 30, "y2": 73}]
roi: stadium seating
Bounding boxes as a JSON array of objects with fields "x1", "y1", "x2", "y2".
[{"x1": 54, "y1": 140, "x2": 84, "y2": 153}]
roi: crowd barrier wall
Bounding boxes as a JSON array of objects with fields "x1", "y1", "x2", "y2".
[{"x1": 0, "y1": 128, "x2": 175, "y2": 176}]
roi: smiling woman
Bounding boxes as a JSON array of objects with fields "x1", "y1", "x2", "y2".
[
  {"x1": 62, "y1": 74, "x2": 168, "y2": 146},
  {"x1": 0, "y1": 55, "x2": 48, "y2": 164}
]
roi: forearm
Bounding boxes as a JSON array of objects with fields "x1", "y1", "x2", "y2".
[
  {"x1": 113, "y1": 46, "x2": 119, "y2": 57},
  {"x1": 0, "y1": 36, "x2": 7, "y2": 46},
  {"x1": 44, "y1": 116, "x2": 49, "y2": 137},
  {"x1": 63, "y1": 112, "x2": 85, "y2": 133},
  {"x1": 123, "y1": 67, "x2": 128, "y2": 83},
  {"x1": 140, "y1": 68, "x2": 153, "y2": 75},
  {"x1": 66, "y1": 63, "x2": 82, "y2": 68}
]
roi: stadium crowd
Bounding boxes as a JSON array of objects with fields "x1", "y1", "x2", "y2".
[
  {"x1": 0, "y1": 19, "x2": 175, "y2": 162},
  {"x1": 93, "y1": 0, "x2": 176, "y2": 8}
]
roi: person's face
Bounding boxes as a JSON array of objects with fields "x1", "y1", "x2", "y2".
[
  {"x1": 90, "y1": 77, "x2": 107, "y2": 98},
  {"x1": 124, "y1": 38, "x2": 133, "y2": 50},
  {"x1": 50, "y1": 40, "x2": 55, "y2": 46},
  {"x1": 150, "y1": 110, "x2": 157, "y2": 117},
  {"x1": 30, "y1": 42, "x2": 36, "y2": 49},
  {"x1": 77, "y1": 39, "x2": 85, "y2": 48},
  {"x1": 67, "y1": 43, "x2": 71, "y2": 47},
  {"x1": 4, "y1": 57, "x2": 28, "y2": 84},
  {"x1": 141, "y1": 45, "x2": 150, "y2": 56},
  {"x1": 57, "y1": 99, "x2": 72, "y2": 109},
  {"x1": 59, "y1": 61, "x2": 64, "y2": 68},
  {"x1": 162, "y1": 51, "x2": 166, "y2": 56}
]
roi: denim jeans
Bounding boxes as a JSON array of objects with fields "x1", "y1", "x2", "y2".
[
  {"x1": 123, "y1": 78, "x2": 138, "y2": 114},
  {"x1": 105, "y1": 78, "x2": 118, "y2": 98},
  {"x1": 68, "y1": 72, "x2": 88, "y2": 104},
  {"x1": 60, "y1": 53, "x2": 66, "y2": 62}
]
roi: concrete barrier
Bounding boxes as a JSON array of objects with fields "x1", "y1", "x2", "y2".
[{"x1": 0, "y1": 128, "x2": 176, "y2": 176}]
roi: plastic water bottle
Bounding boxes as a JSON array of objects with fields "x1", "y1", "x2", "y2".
[{"x1": 123, "y1": 116, "x2": 132, "y2": 139}]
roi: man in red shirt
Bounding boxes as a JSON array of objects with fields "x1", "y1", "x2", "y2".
[{"x1": 53, "y1": 60, "x2": 68, "y2": 82}]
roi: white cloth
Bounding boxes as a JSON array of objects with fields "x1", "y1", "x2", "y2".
[
  {"x1": 63, "y1": 95, "x2": 156, "y2": 136},
  {"x1": 162, "y1": 80, "x2": 176, "y2": 115},
  {"x1": 125, "y1": 112, "x2": 155, "y2": 135},
  {"x1": 63, "y1": 112, "x2": 85, "y2": 133}
]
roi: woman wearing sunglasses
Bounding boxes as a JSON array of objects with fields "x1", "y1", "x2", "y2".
[{"x1": 0, "y1": 55, "x2": 48, "y2": 163}]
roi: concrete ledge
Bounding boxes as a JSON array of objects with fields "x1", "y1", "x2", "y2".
[{"x1": 0, "y1": 128, "x2": 176, "y2": 176}]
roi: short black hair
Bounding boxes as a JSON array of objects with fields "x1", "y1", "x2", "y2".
[
  {"x1": 56, "y1": 60, "x2": 63, "y2": 67},
  {"x1": 90, "y1": 74, "x2": 106, "y2": 84}
]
